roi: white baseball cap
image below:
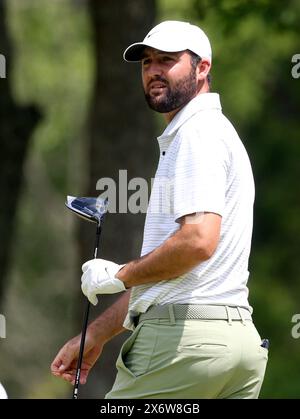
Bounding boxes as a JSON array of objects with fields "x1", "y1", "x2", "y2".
[{"x1": 123, "y1": 20, "x2": 212, "y2": 63}]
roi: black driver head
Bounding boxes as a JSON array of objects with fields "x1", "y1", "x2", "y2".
[{"x1": 65, "y1": 196, "x2": 108, "y2": 224}]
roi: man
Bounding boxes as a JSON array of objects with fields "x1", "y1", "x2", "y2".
[{"x1": 51, "y1": 20, "x2": 268, "y2": 399}]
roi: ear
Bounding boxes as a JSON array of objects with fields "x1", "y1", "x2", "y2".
[{"x1": 196, "y1": 59, "x2": 211, "y2": 82}]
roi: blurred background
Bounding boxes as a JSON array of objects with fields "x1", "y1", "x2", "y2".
[{"x1": 0, "y1": 0, "x2": 299, "y2": 399}]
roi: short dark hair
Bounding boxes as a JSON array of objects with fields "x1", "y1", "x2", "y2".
[
  {"x1": 189, "y1": 50, "x2": 201, "y2": 70},
  {"x1": 188, "y1": 50, "x2": 211, "y2": 88}
]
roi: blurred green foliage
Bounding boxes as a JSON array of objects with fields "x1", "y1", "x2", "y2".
[
  {"x1": 1, "y1": 0, "x2": 93, "y2": 398},
  {"x1": 0, "y1": 0, "x2": 299, "y2": 398},
  {"x1": 10, "y1": 0, "x2": 92, "y2": 193}
]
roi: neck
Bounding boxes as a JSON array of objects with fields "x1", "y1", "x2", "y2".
[{"x1": 163, "y1": 83, "x2": 210, "y2": 124}]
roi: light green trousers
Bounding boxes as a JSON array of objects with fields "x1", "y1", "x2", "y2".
[{"x1": 105, "y1": 318, "x2": 268, "y2": 399}]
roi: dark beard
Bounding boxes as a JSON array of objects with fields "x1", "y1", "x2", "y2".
[{"x1": 144, "y1": 68, "x2": 198, "y2": 113}]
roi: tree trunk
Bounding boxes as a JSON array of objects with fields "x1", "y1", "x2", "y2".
[
  {"x1": 77, "y1": 0, "x2": 157, "y2": 398},
  {"x1": 0, "y1": 0, "x2": 41, "y2": 308}
]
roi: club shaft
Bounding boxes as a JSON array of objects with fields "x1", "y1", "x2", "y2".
[
  {"x1": 73, "y1": 224, "x2": 102, "y2": 399},
  {"x1": 72, "y1": 301, "x2": 90, "y2": 399}
]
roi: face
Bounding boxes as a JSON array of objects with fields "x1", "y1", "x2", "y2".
[{"x1": 141, "y1": 48, "x2": 199, "y2": 115}]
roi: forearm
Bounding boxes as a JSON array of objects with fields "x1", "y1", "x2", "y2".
[
  {"x1": 118, "y1": 229, "x2": 208, "y2": 288},
  {"x1": 87, "y1": 289, "x2": 131, "y2": 343},
  {"x1": 117, "y1": 213, "x2": 221, "y2": 288}
]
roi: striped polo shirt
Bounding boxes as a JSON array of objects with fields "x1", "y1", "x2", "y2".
[{"x1": 124, "y1": 93, "x2": 255, "y2": 330}]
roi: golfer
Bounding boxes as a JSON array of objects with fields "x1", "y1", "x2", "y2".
[{"x1": 51, "y1": 20, "x2": 268, "y2": 398}]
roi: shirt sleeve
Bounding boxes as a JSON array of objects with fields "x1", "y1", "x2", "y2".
[{"x1": 171, "y1": 126, "x2": 229, "y2": 223}]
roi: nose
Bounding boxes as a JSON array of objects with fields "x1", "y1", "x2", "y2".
[{"x1": 143, "y1": 60, "x2": 163, "y2": 79}]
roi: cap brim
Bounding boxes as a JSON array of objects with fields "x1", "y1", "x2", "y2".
[
  {"x1": 123, "y1": 43, "x2": 148, "y2": 62},
  {"x1": 123, "y1": 41, "x2": 190, "y2": 62}
]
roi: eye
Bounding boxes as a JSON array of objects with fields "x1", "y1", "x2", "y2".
[{"x1": 142, "y1": 58, "x2": 151, "y2": 66}]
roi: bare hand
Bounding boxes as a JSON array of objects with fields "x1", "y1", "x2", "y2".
[{"x1": 50, "y1": 331, "x2": 104, "y2": 385}]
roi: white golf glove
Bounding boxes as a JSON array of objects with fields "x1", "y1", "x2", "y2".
[{"x1": 81, "y1": 259, "x2": 126, "y2": 305}]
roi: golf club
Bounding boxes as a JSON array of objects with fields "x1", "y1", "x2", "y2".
[{"x1": 65, "y1": 195, "x2": 108, "y2": 399}]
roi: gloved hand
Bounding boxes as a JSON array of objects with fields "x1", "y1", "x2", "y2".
[{"x1": 81, "y1": 259, "x2": 126, "y2": 305}]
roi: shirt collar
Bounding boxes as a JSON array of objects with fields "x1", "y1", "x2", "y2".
[{"x1": 157, "y1": 93, "x2": 222, "y2": 144}]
